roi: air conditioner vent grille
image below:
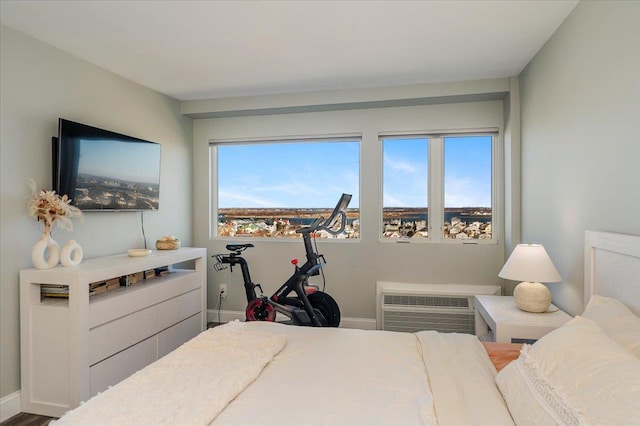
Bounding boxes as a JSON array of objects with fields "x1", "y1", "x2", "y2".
[
  {"x1": 384, "y1": 294, "x2": 470, "y2": 309},
  {"x1": 383, "y1": 311, "x2": 475, "y2": 334},
  {"x1": 377, "y1": 282, "x2": 501, "y2": 335}
]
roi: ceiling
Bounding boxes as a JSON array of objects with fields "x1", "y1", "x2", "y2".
[{"x1": 0, "y1": 0, "x2": 578, "y2": 101}]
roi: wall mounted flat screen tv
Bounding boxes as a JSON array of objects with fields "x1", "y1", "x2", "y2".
[{"x1": 53, "y1": 119, "x2": 161, "y2": 211}]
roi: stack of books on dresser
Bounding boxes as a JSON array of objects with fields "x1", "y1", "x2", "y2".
[
  {"x1": 40, "y1": 267, "x2": 172, "y2": 300},
  {"x1": 89, "y1": 280, "x2": 110, "y2": 296},
  {"x1": 40, "y1": 284, "x2": 69, "y2": 299}
]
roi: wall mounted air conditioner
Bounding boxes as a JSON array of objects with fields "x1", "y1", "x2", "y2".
[{"x1": 376, "y1": 282, "x2": 501, "y2": 334}]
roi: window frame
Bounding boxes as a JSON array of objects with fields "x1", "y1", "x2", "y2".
[
  {"x1": 209, "y1": 134, "x2": 362, "y2": 241},
  {"x1": 379, "y1": 129, "x2": 500, "y2": 244}
]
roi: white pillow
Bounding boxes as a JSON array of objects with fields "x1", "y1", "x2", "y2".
[
  {"x1": 496, "y1": 316, "x2": 640, "y2": 426},
  {"x1": 582, "y1": 295, "x2": 640, "y2": 357}
]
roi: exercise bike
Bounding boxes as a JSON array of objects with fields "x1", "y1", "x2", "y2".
[{"x1": 213, "y1": 193, "x2": 351, "y2": 327}]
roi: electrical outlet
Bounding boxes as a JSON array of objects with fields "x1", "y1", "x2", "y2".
[{"x1": 219, "y1": 283, "x2": 228, "y2": 299}]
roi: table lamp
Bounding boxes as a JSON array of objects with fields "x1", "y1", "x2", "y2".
[{"x1": 498, "y1": 244, "x2": 562, "y2": 313}]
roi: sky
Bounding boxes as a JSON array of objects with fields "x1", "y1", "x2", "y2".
[
  {"x1": 444, "y1": 135, "x2": 492, "y2": 207},
  {"x1": 384, "y1": 135, "x2": 492, "y2": 208},
  {"x1": 218, "y1": 140, "x2": 360, "y2": 208},
  {"x1": 216, "y1": 135, "x2": 492, "y2": 209}
]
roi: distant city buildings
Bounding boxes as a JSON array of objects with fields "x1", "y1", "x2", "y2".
[
  {"x1": 382, "y1": 216, "x2": 492, "y2": 239},
  {"x1": 218, "y1": 216, "x2": 360, "y2": 238},
  {"x1": 218, "y1": 207, "x2": 491, "y2": 239},
  {"x1": 73, "y1": 174, "x2": 159, "y2": 210}
]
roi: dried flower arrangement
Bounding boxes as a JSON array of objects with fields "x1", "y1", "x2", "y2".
[{"x1": 27, "y1": 179, "x2": 83, "y2": 235}]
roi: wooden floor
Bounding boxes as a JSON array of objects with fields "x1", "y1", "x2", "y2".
[{"x1": 1, "y1": 413, "x2": 56, "y2": 426}]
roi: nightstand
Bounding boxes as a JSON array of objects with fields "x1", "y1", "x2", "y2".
[{"x1": 474, "y1": 295, "x2": 571, "y2": 343}]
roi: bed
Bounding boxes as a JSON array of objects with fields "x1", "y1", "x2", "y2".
[{"x1": 53, "y1": 231, "x2": 640, "y2": 425}]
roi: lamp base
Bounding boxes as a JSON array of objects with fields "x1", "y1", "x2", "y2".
[{"x1": 513, "y1": 281, "x2": 551, "y2": 313}]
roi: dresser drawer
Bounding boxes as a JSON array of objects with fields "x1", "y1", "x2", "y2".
[
  {"x1": 89, "y1": 270, "x2": 200, "y2": 328},
  {"x1": 88, "y1": 287, "x2": 202, "y2": 365},
  {"x1": 158, "y1": 289, "x2": 201, "y2": 331},
  {"x1": 89, "y1": 305, "x2": 157, "y2": 365},
  {"x1": 89, "y1": 336, "x2": 157, "y2": 397},
  {"x1": 158, "y1": 313, "x2": 202, "y2": 358}
]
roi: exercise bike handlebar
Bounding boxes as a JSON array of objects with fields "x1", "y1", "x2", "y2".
[{"x1": 297, "y1": 193, "x2": 352, "y2": 236}]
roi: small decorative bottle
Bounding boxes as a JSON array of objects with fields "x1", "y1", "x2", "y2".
[{"x1": 60, "y1": 240, "x2": 83, "y2": 267}]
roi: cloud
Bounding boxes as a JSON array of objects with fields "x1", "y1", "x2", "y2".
[
  {"x1": 444, "y1": 176, "x2": 491, "y2": 207},
  {"x1": 384, "y1": 156, "x2": 418, "y2": 174},
  {"x1": 218, "y1": 191, "x2": 278, "y2": 208},
  {"x1": 383, "y1": 191, "x2": 406, "y2": 207}
]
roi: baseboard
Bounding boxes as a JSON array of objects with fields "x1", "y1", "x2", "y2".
[
  {"x1": 207, "y1": 309, "x2": 245, "y2": 324},
  {"x1": 340, "y1": 316, "x2": 377, "y2": 330},
  {"x1": 207, "y1": 309, "x2": 376, "y2": 330},
  {"x1": 0, "y1": 390, "x2": 21, "y2": 423}
]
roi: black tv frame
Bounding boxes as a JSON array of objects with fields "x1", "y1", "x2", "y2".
[{"x1": 52, "y1": 119, "x2": 161, "y2": 211}]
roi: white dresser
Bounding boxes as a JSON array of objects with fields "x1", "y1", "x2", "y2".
[{"x1": 20, "y1": 247, "x2": 207, "y2": 417}]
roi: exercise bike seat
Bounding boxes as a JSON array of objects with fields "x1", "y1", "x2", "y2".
[{"x1": 226, "y1": 243, "x2": 254, "y2": 252}]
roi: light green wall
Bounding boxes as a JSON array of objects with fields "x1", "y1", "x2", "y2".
[
  {"x1": 519, "y1": 1, "x2": 640, "y2": 314},
  {"x1": 194, "y1": 99, "x2": 507, "y2": 319},
  {"x1": 0, "y1": 25, "x2": 193, "y2": 401}
]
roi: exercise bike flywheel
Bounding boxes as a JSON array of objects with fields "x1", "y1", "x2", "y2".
[{"x1": 245, "y1": 298, "x2": 276, "y2": 322}]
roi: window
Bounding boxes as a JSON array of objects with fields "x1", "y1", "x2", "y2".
[
  {"x1": 381, "y1": 132, "x2": 496, "y2": 242},
  {"x1": 382, "y1": 137, "x2": 429, "y2": 238},
  {"x1": 212, "y1": 138, "x2": 360, "y2": 238},
  {"x1": 443, "y1": 135, "x2": 493, "y2": 240}
]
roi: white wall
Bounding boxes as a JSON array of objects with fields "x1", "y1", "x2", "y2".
[
  {"x1": 519, "y1": 1, "x2": 640, "y2": 315},
  {"x1": 194, "y1": 100, "x2": 506, "y2": 318},
  {"x1": 0, "y1": 26, "x2": 193, "y2": 401}
]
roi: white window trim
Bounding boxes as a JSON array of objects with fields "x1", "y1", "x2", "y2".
[
  {"x1": 378, "y1": 129, "x2": 501, "y2": 244},
  {"x1": 209, "y1": 134, "x2": 362, "y2": 241}
]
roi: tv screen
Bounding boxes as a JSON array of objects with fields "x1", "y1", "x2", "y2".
[{"x1": 53, "y1": 119, "x2": 161, "y2": 211}]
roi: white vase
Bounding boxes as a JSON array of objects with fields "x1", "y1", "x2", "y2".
[
  {"x1": 60, "y1": 239, "x2": 83, "y2": 267},
  {"x1": 31, "y1": 234, "x2": 60, "y2": 269}
]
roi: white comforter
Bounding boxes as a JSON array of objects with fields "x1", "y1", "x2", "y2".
[
  {"x1": 417, "y1": 331, "x2": 514, "y2": 426},
  {"x1": 214, "y1": 322, "x2": 514, "y2": 425},
  {"x1": 55, "y1": 321, "x2": 514, "y2": 425},
  {"x1": 54, "y1": 322, "x2": 287, "y2": 426},
  {"x1": 214, "y1": 322, "x2": 437, "y2": 425}
]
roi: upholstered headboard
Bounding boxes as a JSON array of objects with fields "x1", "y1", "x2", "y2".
[{"x1": 584, "y1": 231, "x2": 640, "y2": 316}]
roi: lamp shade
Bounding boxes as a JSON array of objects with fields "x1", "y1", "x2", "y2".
[
  {"x1": 498, "y1": 244, "x2": 562, "y2": 283},
  {"x1": 499, "y1": 244, "x2": 562, "y2": 313}
]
